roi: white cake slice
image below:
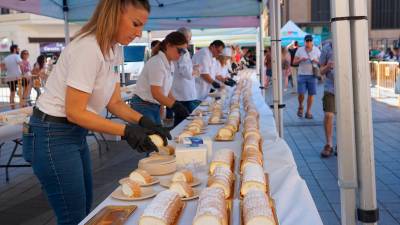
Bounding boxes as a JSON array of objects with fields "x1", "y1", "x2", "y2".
[
  {"x1": 139, "y1": 190, "x2": 183, "y2": 225},
  {"x1": 209, "y1": 149, "x2": 234, "y2": 174},
  {"x1": 129, "y1": 169, "x2": 153, "y2": 184},
  {"x1": 243, "y1": 190, "x2": 276, "y2": 225},
  {"x1": 169, "y1": 181, "x2": 194, "y2": 198},
  {"x1": 172, "y1": 169, "x2": 193, "y2": 183},
  {"x1": 241, "y1": 163, "x2": 267, "y2": 196},
  {"x1": 193, "y1": 187, "x2": 228, "y2": 225},
  {"x1": 121, "y1": 180, "x2": 141, "y2": 197}
]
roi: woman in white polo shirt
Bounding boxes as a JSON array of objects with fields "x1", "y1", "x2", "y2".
[
  {"x1": 22, "y1": 1, "x2": 171, "y2": 224},
  {"x1": 131, "y1": 31, "x2": 190, "y2": 125}
]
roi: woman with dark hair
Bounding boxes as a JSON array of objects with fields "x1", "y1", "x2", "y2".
[
  {"x1": 131, "y1": 31, "x2": 190, "y2": 125},
  {"x1": 31, "y1": 55, "x2": 46, "y2": 99}
]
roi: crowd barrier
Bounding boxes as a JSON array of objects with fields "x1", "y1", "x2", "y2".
[{"x1": 369, "y1": 61, "x2": 399, "y2": 97}]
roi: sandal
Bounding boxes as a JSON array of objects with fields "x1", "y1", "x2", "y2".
[
  {"x1": 305, "y1": 113, "x2": 313, "y2": 119},
  {"x1": 297, "y1": 107, "x2": 303, "y2": 117},
  {"x1": 320, "y1": 145, "x2": 334, "y2": 158}
]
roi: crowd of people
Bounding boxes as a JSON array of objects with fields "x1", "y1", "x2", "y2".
[
  {"x1": 369, "y1": 45, "x2": 400, "y2": 62},
  {"x1": 265, "y1": 35, "x2": 337, "y2": 158},
  {"x1": 0, "y1": 45, "x2": 56, "y2": 108}
]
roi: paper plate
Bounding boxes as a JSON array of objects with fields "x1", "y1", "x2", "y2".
[
  {"x1": 111, "y1": 186, "x2": 157, "y2": 201},
  {"x1": 159, "y1": 177, "x2": 201, "y2": 188},
  {"x1": 118, "y1": 177, "x2": 160, "y2": 186}
]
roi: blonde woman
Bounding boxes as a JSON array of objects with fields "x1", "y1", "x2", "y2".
[{"x1": 22, "y1": 1, "x2": 170, "y2": 224}]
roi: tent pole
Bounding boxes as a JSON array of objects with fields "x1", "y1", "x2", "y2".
[
  {"x1": 63, "y1": 0, "x2": 70, "y2": 45},
  {"x1": 331, "y1": 1, "x2": 358, "y2": 225},
  {"x1": 256, "y1": 27, "x2": 261, "y2": 84},
  {"x1": 269, "y1": 0, "x2": 283, "y2": 137},
  {"x1": 349, "y1": 0, "x2": 378, "y2": 224},
  {"x1": 259, "y1": 2, "x2": 266, "y2": 94}
]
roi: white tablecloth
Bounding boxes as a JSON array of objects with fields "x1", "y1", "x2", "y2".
[{"x1": 79, "y1": 72, "x2": 323, "y2": 225}]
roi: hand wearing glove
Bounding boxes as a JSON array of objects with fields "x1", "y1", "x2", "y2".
[
  {"x1": 211, "y1": 81, "x2": 221, "y2": 89},
  {"x1": 123, "y1": 124, "x2": 158, "y2": 153},
  {"x1": 171, "y1": 101, "x2": 190, "y2": 119},
  {"x1": 224, "y1": 78, "x2": 237, "y2": 87},
  {"x1": 139, "y1": 116, "x2": 171, "y2": 146}
]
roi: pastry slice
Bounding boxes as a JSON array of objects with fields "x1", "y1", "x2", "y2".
[
  {"x1": 217, "y1": 127, "x2": 234, "y2": 139},
  {"x1": 139, "y1": 190, "x2": 183, "y2": 225},
  {"x1": 169, "y1": 181, "x2": 194, "y2": 198},
  {"x1": 149, "y1": 134, "x2": 164, "y2": 147},
  {"x1": 209, "y1": 149, "x2": 234, "y2": 174},
  {"x1": 243, "y1": 190, "x2": 276, "y2": 225},
  {"x1": 129, "y1": 169, "x2": 153, "y2": 184},
  {"x1": 241, "y1": 163, "x2": 267, "y2": 196},
  {"x1": 208, "y1": 166, "x2": 234, "y2": 199},
  {"x1": 193, "y1": 187, "x2": 228, "y2": 225},
  {"x1": 121, "y1": 180, "x2": 141, "y2": 197},
  {"x1": 172, "y1": 169, "x2": 193, "y2": 183},
  {"x1": 178, "y1": 130, "x2": 195, "y2": 143}
]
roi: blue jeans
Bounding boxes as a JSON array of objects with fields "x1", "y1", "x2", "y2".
[
  {"x1": 22, "y1": 116, "x2": 92, "y2": 225},
  {"x1": 173, "y1": 100, "x2": 201, "y2": 126},
  {"x1": 297, "y1": 75, "x2": 317, "y2": 95},
  {"x1": 130, "y1": 95, "x2": 161, "y2": 125}
]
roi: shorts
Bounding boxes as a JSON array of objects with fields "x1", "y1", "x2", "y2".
[
  {"x1": 297, "y1": 75, "x2": 317, "y2": 95},
  {"x1": 322, "y1": 92, "x2": 336, "y2": 113},
  {"x1": 7, "y1": 78, "x2": 29, "y2": 92},
  {"x1": 266, "y1": 69, "x2": 272, "y2": 77}
]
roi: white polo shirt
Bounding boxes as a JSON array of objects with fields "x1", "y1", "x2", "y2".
[
  {"x1": 3, "y1": 53, "x2": 22, "y2": 78},
  {"x1": 295, "y1": 46, "x2": 321, "y2": 76},
  {"x1": 171, "y1": 51, "x2": 196, "y2": 101},
  {"x1": 134, "y1": 51, "x2": 174, "y2": 104},
  {"x1": 193, "y1": 47, "x2": 214, "y2": 101},
  {"x1": 37, "y1": 35, "x2": 122, "y2": 117}
]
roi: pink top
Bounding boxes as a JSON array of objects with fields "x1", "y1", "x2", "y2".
[{"x1": 21, "y1": 60, "x2": 31, "y2": 75}]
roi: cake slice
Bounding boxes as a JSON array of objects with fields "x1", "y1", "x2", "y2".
[
  {"x1": 129, "y1": 169, "x2": 153, "y2": 184},
  {"x1": 121, "y1": 180, "x2": 141, "y2": 197},
  {"x1": 149, "y1": 134, "x2": 164, "y2": 147},
  {"x1": 243, "y1": 190, "x2": 276, "y2": 225},
  {"x1": 208, "y1": 166, "x2": 234, "y2": 199},
  {"x1": 193, "y1": 187, "x2": 228, "y2": 225},
  {"x1": 178, "y1": 130, "x2": 194, "y2": 143},
  {"x1": 169, "y1": 181, "x2": 194, "y2": 198},
  {"x1": 209, "y1": 149, "x2": 234, "y2": 174},
  {"x1": 172, "y1": 169, "x2": 193, "y2": 183},
  {"x1": 217, "y1": 127, "x2": 234, "y2": 139},
  {"x1": 241, "y1": 163, "x2": 267, "y2": 196},
  {"x1": 139, "y1": 190, "x2": 183, "y2": 225}
]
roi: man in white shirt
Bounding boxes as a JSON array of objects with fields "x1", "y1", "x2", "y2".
[
  {"x1": 293, "y1": 35, "x2": 321, "y2": 119},
  {"x1": 192, "y1": 40, "x2": 225, "y2": 101},
  {"x1": 171, "y1": 27, "x2": 198, "y2": 126},
  {"x1": 2, "y1": 45, "x2": 23, "y2": 108}
]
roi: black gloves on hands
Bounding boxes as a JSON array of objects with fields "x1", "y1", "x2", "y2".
[
  {"x1": 124, "y1": 124, "x2": 158, "y2": 153},
  {"x1": 171, "y1": 101, "x2": 190, "y2": 119},
  {"x1": 211, "y1": 81, "x2": 221, "y2": 89},
  {"x1": 139, "y1": 116, "x2": 172, "y2": 146},
  {"x1": 224, "y1": 78, "x2": 237, "y2": 87}
]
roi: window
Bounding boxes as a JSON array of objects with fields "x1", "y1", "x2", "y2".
[
  {"x1": 311, "y1": 0, "x2": 330, "y2": 22},
  {"x1": 371, "y1": 0, "x2": 400, "y2": 29}
]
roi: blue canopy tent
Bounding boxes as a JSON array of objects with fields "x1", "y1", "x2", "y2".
[{"x1": 281, "y1": 20, "x2": 321, "y2": 47}]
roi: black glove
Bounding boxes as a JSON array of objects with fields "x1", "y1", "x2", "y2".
[
  {"x1": 211, "y1": 81, "x2": 221, "y2": 89},
  {"x1": 224, "y1": 78, "x2": 237, "y2": 87},
  {"x1": 171, "y1": 101, "x2": 190, "y2": 119},
  {"x1": 123, "y1": 124, "x2": 157, "y2": 153},
  {"x1": 139, "y1": 116, "x2": 172, "y2": 146}
]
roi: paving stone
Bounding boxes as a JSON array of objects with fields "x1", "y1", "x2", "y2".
[
  {"x1": 319, "y1": 211, "x2": 340, "y2": 225},
  {"x1": 377, "y1": 190, "x2": 400, "y2": 203},
  {"x1": 324, "y1": 190, "x2": 341, "y2": 204}
]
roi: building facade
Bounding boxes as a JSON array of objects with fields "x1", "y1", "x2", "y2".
[{"x1": 282, "y1": 0, "x2": 400, "y2": 49}]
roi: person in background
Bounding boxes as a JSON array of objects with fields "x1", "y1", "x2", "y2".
[
  {"x1": 215, "y1": 47, "x2": 236, "y2": 86},
  {"x1": 394, "y1": 47, "x2": 400, "y2": 63},
  {"x1": 192, "y1": 40, "x2": 225, "y2": 101},
  {"x1": 383, "y1": 47, "x2": 396, "y2": 61},
  {"x1": 132, "y1": 31, "x2": 190, "y2": 125},
  {"x1": 170, "y1": 27, "x2": 198, "y2": 126},
  {"x1": 23, "y1": 1, "x2": 172, "y2": 224},
  {"x1": 31, "y1": 55, "x2": 46, "y2": 100},
  {"x1": 282, "y1": 47, "x2": 291, "y2": 91},
  {"x1": 319, "y1": 41, "x2": 336, "y2": 158},
  {"x1": 293, "y1": 34, "x2": 321, "y2": 119},
  {"x1": 150, "y1": 40, "x2": 161, "y2": 57},
  {"x1": 288, "y1": 41, "x2": 299, "y2": 93},
  {"x1": 20, "y1": 50, "x2": 31, "y2": 105},
  {"x1": 2, "y1": 44, "x2": 23, "y2": 109},
  {"x1": 229, "y1": 46, "x2": 239, "y2": 76},
  {"x1": 264, "y1": 47, "x2": 272, "y2": 88}
]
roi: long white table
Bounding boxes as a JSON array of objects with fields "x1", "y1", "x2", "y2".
[{"x1": 79, "y1": 71, "x2": 323, "y2": 225}]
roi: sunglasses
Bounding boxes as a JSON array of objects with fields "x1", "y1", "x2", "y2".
[
  {"x1": 305, "y1": 39, "x2": 313, "y2": 42},
  {"x1": 177, "y1": 47, "x2": 186, "y2": 56}
]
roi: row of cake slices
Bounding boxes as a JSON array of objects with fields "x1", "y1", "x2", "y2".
[
  {"x1": 208, "y1": 99, "x2": 225, "y2": 124},
  {"x1": 121, "y1": 168, "x2": 196, "y2": 199},
  {"x1": 216, "y1": 90, "x2": 242, "y2": 140},
  {"x1": 175, "y1": 118, "x2": 206, "y2": 143}
]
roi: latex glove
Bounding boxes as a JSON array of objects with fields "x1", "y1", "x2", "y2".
[
  {"x1": 211, "y1": 81, "x2": 221, "y2": 89},
  {"x1": 171, "y1": 101, "x2": 190, "y2": 119},
  {"x1": 123, "y1": 124, "x2": 157, "y2": 153},
  {"x1": 139, "y1": 116, "x2": 171, "y2": 146}
]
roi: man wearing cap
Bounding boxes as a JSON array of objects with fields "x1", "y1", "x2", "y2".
[
  {"x1": 192, "y1": 40, "x2": 225, "y2": 101},
  {"x1": 171, "y1": 27, "x2": 198, "y2": 126},
  {"x1": 293, "y1": 34, "x2": 321, "y2": 119}
]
